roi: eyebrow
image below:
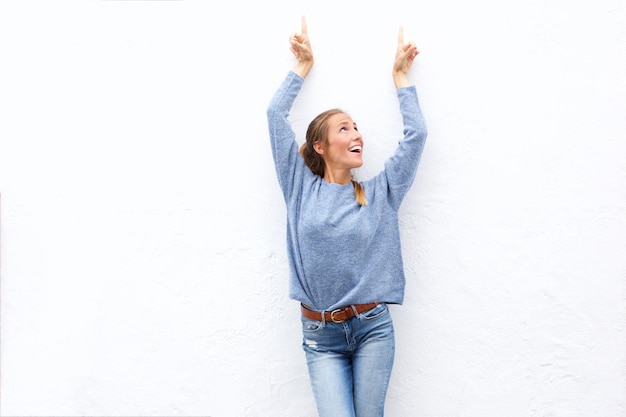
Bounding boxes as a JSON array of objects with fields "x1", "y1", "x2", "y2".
[{"x1": 336, "y1": 119, "x2": 358, "y2": 128}]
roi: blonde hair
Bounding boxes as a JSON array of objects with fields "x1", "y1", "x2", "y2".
[{"x1": 299, "y1": 109, "x2": 368, "y2": 206}]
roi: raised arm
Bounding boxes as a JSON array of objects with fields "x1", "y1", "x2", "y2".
[
  {"x1": 266, "y1": 17, "x2": 315, "y2": 202},
  {"x1": 289, "y1": 16, "x2": 314, "y2": 79},
  {"x1": 376, "y1": 26, "x2": 426, "y2": 208},
  {"x1": 392, "y1": 26, "x2": 419, "y2": 88}
]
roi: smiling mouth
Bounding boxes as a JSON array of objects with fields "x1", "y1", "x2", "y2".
[{"x1": 349, "y1": 146, "x2": 362, "y2": 153}]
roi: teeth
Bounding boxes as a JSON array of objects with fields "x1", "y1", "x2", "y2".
[{"x1": 349, "y1": 146, "x2": 362, "y2": 152}]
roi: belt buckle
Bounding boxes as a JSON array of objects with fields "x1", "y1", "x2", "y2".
[{"x1": 330, "y1": 308, "x2": 346, "y2": 323}]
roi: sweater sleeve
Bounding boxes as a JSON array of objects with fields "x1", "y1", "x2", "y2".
[
  {"x1": 266, "y1": 71, "x2": 307, "y2": 203},
  {"x1": 381, "y1": 85, "x2": 428, "y2": 209}
]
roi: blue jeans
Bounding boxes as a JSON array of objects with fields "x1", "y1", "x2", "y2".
[{"x1": 301, "y1": 303, "x2": 395, "y2": 417}]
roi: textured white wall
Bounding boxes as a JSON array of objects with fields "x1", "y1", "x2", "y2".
[{"x1": 1, "y1": 0, "x2": 625, "y2": 416}]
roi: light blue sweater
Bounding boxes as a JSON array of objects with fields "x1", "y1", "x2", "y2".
[{"x1": 267, "y1": 71, "x2": 427, "y2": 312}]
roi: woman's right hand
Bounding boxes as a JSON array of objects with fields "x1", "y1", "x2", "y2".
[{"x1": 290, "y1": 16, "x2": 314, "y2": 78}]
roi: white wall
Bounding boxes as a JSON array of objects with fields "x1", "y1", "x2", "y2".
[{"x1": 1, "y1": 0, "x2": 625, "y2": 416}]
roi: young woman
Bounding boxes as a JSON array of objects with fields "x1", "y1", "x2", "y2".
[{"x1": 267, "y1": 16, "x2": 427, "y2": 417}]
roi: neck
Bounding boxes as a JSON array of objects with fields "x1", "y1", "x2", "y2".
[{"x1": 323, "y1": 169, "x2": 352, "y2": 185}]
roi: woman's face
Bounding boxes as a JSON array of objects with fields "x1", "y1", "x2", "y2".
[{"x1": 315, "y1": 112, "x2": 364, "y2": 171}]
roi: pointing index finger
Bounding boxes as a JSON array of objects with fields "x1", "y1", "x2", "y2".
[
  {"x1": 301, "y1": 16, "x2": 308, "y2": 35},
  {"x1": 397, "y1": 25, "x2": 404, "y2": 46}
]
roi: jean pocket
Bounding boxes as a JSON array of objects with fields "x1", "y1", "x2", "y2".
[
  {"x1": 301, "y1": 317, "x2": 324, "y2": 333},
  {"x1": 359, "y1": 303, "x2": 388, "y2": 320}
]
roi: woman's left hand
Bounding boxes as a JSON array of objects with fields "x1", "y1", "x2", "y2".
[{"x1": 392, "y1": 26, "x2": 419, "y2": 88}]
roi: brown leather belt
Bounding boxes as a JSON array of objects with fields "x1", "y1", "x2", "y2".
[{"x1": 301, "y1": 302, "x2": 380, "y2": 323}]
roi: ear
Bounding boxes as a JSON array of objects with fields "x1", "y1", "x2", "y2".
[{"x1": 313, "y1": 141, "x2": 324, "y2": 155}]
